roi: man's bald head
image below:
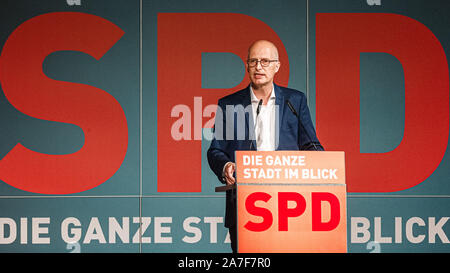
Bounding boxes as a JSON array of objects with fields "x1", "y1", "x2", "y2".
[{"x1": 247, "y1": 40, "x2": 279, "y2": 60}]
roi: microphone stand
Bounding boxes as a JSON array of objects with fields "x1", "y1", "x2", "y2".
[
  {"x1": 249, "y1": 99, "x2": 263, "y2": 151},
  {"x1": 286, "y1": 99, "x2": 322, "y2": 151}
]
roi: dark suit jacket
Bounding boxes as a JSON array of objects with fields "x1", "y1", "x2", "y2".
[{"x1": 207, "y1": 83, "x2": 323, "y2": 228}]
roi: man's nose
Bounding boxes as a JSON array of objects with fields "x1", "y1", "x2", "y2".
[{"x1": 255, "y1": 61, "x2": 263, "y2": 70}]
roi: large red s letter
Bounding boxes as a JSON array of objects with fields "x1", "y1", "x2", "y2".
[
  {"x1": 244, "y1": 192, "x2": 273, "y2": 232},
  {"x1": 0, "y1": 12, "x2": 128, "y2": 194}
]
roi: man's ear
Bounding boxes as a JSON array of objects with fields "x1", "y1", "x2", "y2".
[{"x1": 275, "y1": 61, "x2": 281, "y2": 72}]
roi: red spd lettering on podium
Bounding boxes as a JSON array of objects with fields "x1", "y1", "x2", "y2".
[{"x1": 244, "y1": 191, "x2": 341, "y2": 232}]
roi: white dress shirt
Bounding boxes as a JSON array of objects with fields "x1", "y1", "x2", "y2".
[
  {"x1": 250, "y1": 85, "x2": 276, "y2": 151},
  {"x1": 222, "y1": 85, "x2": 277, "y2": 180}
]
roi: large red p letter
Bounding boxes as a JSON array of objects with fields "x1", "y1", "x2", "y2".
[
  {"x1": 278, "y1": 192, "x2": 306, "y2": 232},
  {"x1": 157, "y1": 13, "x2": 289, "y2": 192}
]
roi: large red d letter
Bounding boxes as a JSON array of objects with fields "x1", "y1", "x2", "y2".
[{"x1": 316, "y1": 13, "x2": 449, "y2": 192}]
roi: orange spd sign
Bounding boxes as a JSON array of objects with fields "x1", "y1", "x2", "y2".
[{"x1": 235, "y1": 151, "x2": 347, "y2": 253}]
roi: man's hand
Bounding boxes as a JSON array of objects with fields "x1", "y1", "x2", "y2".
[{"x1": 223, "y1": 162, "x2": 236, "y2": 185}]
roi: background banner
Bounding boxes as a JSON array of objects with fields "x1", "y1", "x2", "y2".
[{"x1": 0, "y1": 0, "x2": 449, "y2": 253}]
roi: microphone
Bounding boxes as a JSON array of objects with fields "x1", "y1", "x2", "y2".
[
  {"x1": 256, "y1": 99, "x2": 263, "y2": 116},
  {"x1": 286, "y1": 99, "x2": 322, "y2": 151},
  {"x1": 249, "y1": 99, "x2": 263, "y2": 150}
]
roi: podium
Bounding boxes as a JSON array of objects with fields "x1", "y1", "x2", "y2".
[{"x1": 217, "y1": 151, "x2": 347, "y2": 253}]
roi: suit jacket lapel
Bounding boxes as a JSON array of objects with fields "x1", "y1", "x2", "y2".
[
  {"x1": 238, "y1": 86, "x2": 256, "y2": 150},
  {"x1": 274, "y1": 83, "x2": 284, "y2": 150}
]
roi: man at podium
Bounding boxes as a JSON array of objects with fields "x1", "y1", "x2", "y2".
[{"x1": 207, "y1": 40, "x2": 323, "y2": 253}]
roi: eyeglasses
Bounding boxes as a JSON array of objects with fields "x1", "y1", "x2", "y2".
[{"x1": 247, "y1": 58, "x2": 279, "y2": 67}]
